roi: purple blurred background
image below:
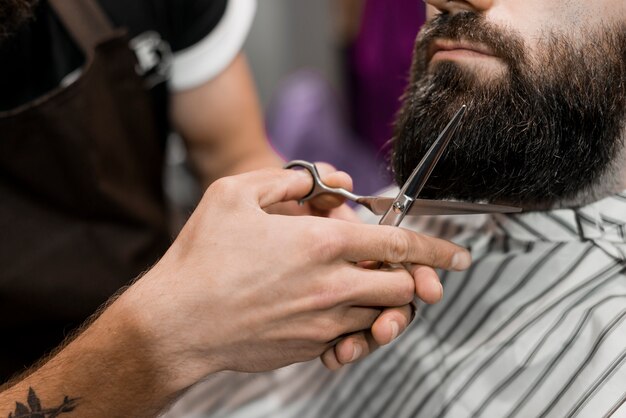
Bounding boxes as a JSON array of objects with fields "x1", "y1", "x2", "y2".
[{"x1": 263, "y1": 0, "x2": 426, "y2": 195}]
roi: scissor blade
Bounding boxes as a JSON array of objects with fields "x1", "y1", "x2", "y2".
[
  {"x1": 400, "y1": 105, "x2": 466, "y2": 199},
  {"x1": 370, "y1": 198, "x2": 521, "y2": 216},
  {"x1": 379, "y1": 105, "x2": 466, "y2": 227}
]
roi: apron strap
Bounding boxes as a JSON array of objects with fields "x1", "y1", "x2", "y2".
[{"x1": 49, "y1": 0, "x2": 118, "y2": 55}]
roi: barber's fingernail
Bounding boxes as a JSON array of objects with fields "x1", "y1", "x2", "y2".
[
  {"x1": 451, "y1": 251, "x2": 472, "y2": 271},
  {"x1": 389, "y1": 321, "x2": 400, "y2": 342},
  {"x1": 438, "y1": 282, "x2": 444, "y2": 300},
  {"x1": 350, "y1": 344, "x2": 363, "y2": 362}
]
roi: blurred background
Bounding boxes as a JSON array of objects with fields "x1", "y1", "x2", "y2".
[
  {"x1": 245, "y1": 1, "x2": 341, "y2": 108},
  {"x1": 245, "y1": 0, "x2": 426, "y2": 195},
  {"x1": 167, "y1": 0, "x2": 426, "y2": 219}
]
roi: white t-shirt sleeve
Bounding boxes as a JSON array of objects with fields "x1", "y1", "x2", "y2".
[{"x1": 169, "y1": 0, "x2": 257, "y2": 91}]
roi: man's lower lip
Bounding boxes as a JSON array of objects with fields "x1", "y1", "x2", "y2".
[{"x1": 431, "y1": 49, "x2": 495, "y2": 61}]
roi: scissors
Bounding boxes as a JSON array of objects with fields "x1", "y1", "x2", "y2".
[{"x1": 285, "y1": 105, "x2": 522, "y2": 226}]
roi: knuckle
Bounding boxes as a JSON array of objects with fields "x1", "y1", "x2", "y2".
[
  {"x1": 207, "y1": 176, "x2": 240, "y2": 198},
  {"x1": 308, "y1": 224, "x2": 346, "y2": 261},
  {"x1": 310, "y1": 279, "x2": 350, "y2": 311},
  {"x1": 385, "y1": 230, "x2": 411, "y2": 263},
  {"x1": 307, "y1": 317, "x2": 341, "y2": 343},
  {"x1": 321, "y1": 325, "x2": 342, "y2": 343},
  {"x1": 195, "y1": 177, "x2": 243, "y2": 221}
]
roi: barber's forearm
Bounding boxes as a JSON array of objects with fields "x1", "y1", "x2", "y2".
[
  {"x1": 171, "y1": 54, "x2": 284, "y2": 189},
  {"x1": 189, "y1": 139, "x2": 283, "y2": 189},
  {"x1": 0, "y1": 294, "x2": 185, "y2": 418}
]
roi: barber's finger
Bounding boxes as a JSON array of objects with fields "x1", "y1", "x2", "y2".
[
  {"x1": 350, "y1": 263, "x2": 442, "y2": 305},
  {"x1": 342, "y1": 266, "x2": 416, "y2": 307},
  {"x1": 321, "y1": 346, "x2": 344, "y2": 371},
  {"x1": 208, "y1": 168, "x2": 314, "y2": 209},
  {"x1": 331, "y1": 307, "x2": 382, "y2": 336},
  {"x1": 407, "y1": 264, "x2": 443, "y2": 305},
  {"x1": 320, "y1": 312, "x2": 379, "y2": 370},
  {"x1": 308, "y1": 163, "x2": 353, "y2": 210},
  {"x1": 241, "y1": 165, "x2": 353, "y2": 209},
  {"x1": 314, "y1": 163, "x2": 353, "y2": 190},
  {"x1": 371, "y1": 305, "x2": 413, "y2": 346},
  {"x1": 334, "y1": 332, "x2": 378, "y2": 365},
  {"x1": 338, "y1": 223, "x2": 471, "y2": 271}
]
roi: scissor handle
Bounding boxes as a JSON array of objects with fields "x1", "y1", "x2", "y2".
[{"x1": 284, "y1": 160, "x2": 360, "y2": 203}]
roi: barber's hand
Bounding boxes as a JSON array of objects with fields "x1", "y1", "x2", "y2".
[
  {"x1": 120, "y1": 167, "x2": 470, "y2": 393},
  {"x1": 268, "y1": 162, "x2": 459, "y2": 370},
  {"x1": 320, "y1": 263, "x2": 446, "y2": 370},
  {"x1": 264, "y1": 162, "x2": 360, "y2": 222}
]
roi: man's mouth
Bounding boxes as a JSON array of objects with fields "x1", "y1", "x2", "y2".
[{"x1": 428, "y1": 39, "x2": 497, "y2": 63}]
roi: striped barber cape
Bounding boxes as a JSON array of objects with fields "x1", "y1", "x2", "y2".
[{"x1": 165, "y1": 190, "x2": 626, "y2": 418}]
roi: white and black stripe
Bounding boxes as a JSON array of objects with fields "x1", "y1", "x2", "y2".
[{"x1": 164, "y1": 192, "x2": 626, "y2": 418}]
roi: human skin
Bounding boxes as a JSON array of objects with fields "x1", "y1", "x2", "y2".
[
  {"x1": 426, "y1": 0, "x2": 625, "y2": 79},
  {"x1": 0, "y1": 167, "x2": 471, "y2": 418},
  {"x1": 425, "y1": 0, "x2": 626, "y2": 191},
  {"x1": 170, "y1": 54, "x2": 436, "y2": 368},
  {"x1": 0, "y1": 0, "x2": 451, "y2": 383}
]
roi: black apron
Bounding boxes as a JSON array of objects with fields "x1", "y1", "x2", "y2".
[{"x1": 0, "y1": 0, "x2": 170, "y2": 379}]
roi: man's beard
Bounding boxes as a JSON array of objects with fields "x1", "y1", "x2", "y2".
[
  {"x1": 391, "y1": 13, "x2": 626, "y2": 208},
  {"x1": 0, "y1": 0, "x2": 39, "y2": 41}
]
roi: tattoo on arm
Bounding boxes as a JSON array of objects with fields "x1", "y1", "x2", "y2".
[{"x1": 7, "y1": 388, "x2": 79, "y2": 418}]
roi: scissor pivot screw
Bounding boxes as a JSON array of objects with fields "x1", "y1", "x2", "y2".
[{"x1": 392, "y1": 202, "x2": 405, "y2": 214}]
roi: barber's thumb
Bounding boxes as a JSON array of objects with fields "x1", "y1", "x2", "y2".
[
  {"x1": 299, "y1": 162, "x2": 353, "y2": 210},
  {"x1": 243, "y1": 167, "x2": 317, "y2": 208},
  {"x1": 312, "y1": 173, "x2": 354, "y2": 210}
]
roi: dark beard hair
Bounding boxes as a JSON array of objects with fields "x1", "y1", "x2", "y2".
[
  {"x1": 0, "y1": 0, "x2": 39, "y2": 41},
  {"x1": 391, "y1": 12, "x2": 626, "y2": 208}
]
